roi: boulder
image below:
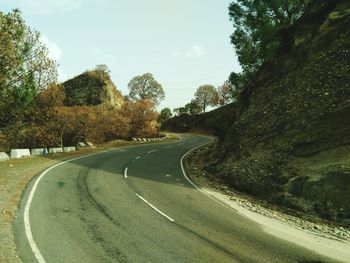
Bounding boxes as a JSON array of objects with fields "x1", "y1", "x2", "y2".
[
  {"x1": 76, "y1": 142, "x2": 87, "y2": 149},
  {"x1": 31, "y1": 148, "x2": 48, "y2": 156},
  {"x1": 137, "y1": 138, "x2": 143, "y2": 142},
  {"x1": 49, "y1": 148, "x2": 63, "y2": 154},
  {"x1": 63, "y1": 146, "x2": 76, "y2": 152},
  {"x1": 132, "y1": 138, "x2": 138, "y2": 141},
  {"x1": 0, "y1": 152, "x2": 10, "y2": 161},
  {"x1": 10, "y1": 149, "x2": 31, "y2": 159},
  {"x1": 86, "y1": 142, "x2": 94, "y2": 147},
  {"x1": 142, "y1": 138, "x2": 147, "y2": 142}
]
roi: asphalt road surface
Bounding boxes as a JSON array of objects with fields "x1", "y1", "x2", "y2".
[{"x1": 15, "y1": 134, "x2": 342, "y2": 263}]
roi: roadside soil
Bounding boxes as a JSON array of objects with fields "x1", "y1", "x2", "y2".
[
  {"x1": 183, "y1": 140, "x2": 350, "y2": 243},
  {"x1": 0, "y1": 138, "x2": 172, "y2": 263}
]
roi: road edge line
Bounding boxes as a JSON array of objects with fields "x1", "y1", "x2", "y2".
[
  {"x1": 23, "y1": 149, "x2": 115, "y2": 263},
  {"x1": 136, "y1": 193, "x2": 175, "y2": 222},
  {"x1": 180, "y1": 136, "x2": 242, "y2": 213}
]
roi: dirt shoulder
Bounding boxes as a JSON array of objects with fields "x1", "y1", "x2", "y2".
[
  {"x1": 0, "y1": 139, "x2": 171, "y2": 263},
  {"x1": 183, "y1": 140, "x2": 350, "y2": 243}
]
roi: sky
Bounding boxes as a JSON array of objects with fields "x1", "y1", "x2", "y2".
[{"x1": 0, "y1": 0, "x2": 241, "y2": 110}]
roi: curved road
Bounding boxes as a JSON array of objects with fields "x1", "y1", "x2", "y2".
[{"x1": 15, "y1": 134, "x2": 341, "y2": 262}]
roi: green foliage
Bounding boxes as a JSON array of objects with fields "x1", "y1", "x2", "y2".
[
  {"x1": 229, "y1": 0, "x2": 309, "y2": 74},
  {"x1": 0, "y1": 9, "x2": 57, "y2": 129},
  {"x1": 173, "y1": 100, "x2": 202, "y2": 116},
  {"x1": 194, "y1": 85, "x2": 218, "y2": 112},
  {"x1": 94, "y1": 64, "x2": 111, "y2": 79},
  {"x1": 227, "y1": 71, "x2": 248, "y2": 100},
  {"x1": 128, "y1": 73, "x2": 165, "y2": 105},
  {"x1": 159, "y1": 107, "x2": 173, "y2": 123}
]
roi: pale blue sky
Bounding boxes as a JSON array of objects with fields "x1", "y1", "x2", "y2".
[{"x1": 1, "y1": 0, "x2": 241, "y2": 109}]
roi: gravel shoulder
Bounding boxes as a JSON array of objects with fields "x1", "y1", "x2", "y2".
[
  {"x1": 0, "y1": 139, "x2": 169, "y2": 263},
  {"x1": 183, "y1": 140, "x2": 350, "y2": 261}
]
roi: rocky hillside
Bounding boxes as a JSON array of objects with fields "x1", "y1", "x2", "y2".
[
  {"x1": 63, "y1": 70, "x2": 124, "y2": 108},
  {"x1": 162, "y1": 104, "x2": 236, "y2": 140},
  {"x1": 167, "y1": 1, "x2": 350, "y2": 226}
]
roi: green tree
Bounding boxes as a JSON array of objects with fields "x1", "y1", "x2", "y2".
[
  {"x1": 173, "y1": 107, "x2": 188, "y2": 116},
  {"x1": 158, "y1": 107, "x2": 173, "y2": 123},
  {"x1": 228, "y1": 71, "x2": 247, "y2": 100},
  {"x1": 194, "y1": 85, "x2": 218, "y2": 112},
  {"x1": 185, "y1": 100, "x2": 202, "y2": 115},
  {"x1": 128, "y1": 73, "x2": 165, "y2": 105},
  {"x1": 0, "y1": 9, "x2": 57, "y2": 129},
  {"x1": 229, "y1": 0, "x2": 309, "y2": 73}
]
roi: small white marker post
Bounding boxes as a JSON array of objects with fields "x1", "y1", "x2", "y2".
[{"x1": 124, "y1": 167, "x2": 128, "y2": 178}]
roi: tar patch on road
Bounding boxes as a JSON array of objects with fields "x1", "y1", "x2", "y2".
[{"x1": 57, "y1": 181, "x2": 65, "y2": 188}]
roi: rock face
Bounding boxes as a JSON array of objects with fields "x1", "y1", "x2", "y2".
[{"x1": 63, "y1": 70, "x2": 124, "y2": 108}]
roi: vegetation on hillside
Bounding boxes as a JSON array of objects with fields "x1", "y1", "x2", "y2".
[
  {"x1": 0, "y1": 10, "x2": 161, "y2": 151},
  {"x1": 165, "y1": 0, "x2": 350, "y2": 225}
]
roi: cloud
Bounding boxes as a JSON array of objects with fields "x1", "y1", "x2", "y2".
[
  {"x1": 171, "y1": 45, "x2": 206, "y2": 58},
  {"x1": 40, "y1": 36, "x2": 63, "y2": 61}
]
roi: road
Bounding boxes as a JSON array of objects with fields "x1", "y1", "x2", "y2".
[{"x1": 15, "y1": 134, "x2": 343, "y2": 263}]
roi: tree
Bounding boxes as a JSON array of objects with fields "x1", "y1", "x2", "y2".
[
  {"x1": 217, "y1": 81, "x2": 232, "y2": 106},
  {"x1": 0, "y1": 9, "x2": 57, "y2": 130},
  {"x1": 94, "y1": 64, "x2": 111, "y2": 79},
  {"x1": 194, "y1": 85, "x2": 218, "y2": 112},
  {"x1": 121, "y1": 99, "x2": 159, "y2": 137},
  {"x1": 228, "y1": 71, "x2": 249, "y2": 101},
  {"x1": 159, "y1": 108, "x2": 173, "y2": 123},
  {"x1": 128, "y1": 73, "x2": 165, "y2": 105},
  {"x1": 185, "y1": 100, "x2": 202, "y2": 115},
  {"x1": 229, "y1": 0, "x2": 309, "y2": 74}
]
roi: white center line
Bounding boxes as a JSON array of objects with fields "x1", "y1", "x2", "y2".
[
  {"x1": 124, "y1": 167, "x2": 128, "y2": 178},
  {"x1": 136, "y1": 193, "x2": 175, "y2": 222},
  {"x1": 147, "y1": 150, "x2": 156, "y2": 154},
  {"x1": 135, "y1": 156, "x2": 141, "y2": 160},
  {"x1": 164, "y1": 146, "x2": 172, "y2": 149}
]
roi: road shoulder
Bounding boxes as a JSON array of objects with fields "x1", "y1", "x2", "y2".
[{"x1": 183, "y1": 140, "x2": 350, "y2": 262}]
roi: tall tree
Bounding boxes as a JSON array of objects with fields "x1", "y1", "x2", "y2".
[
  {"x1": 159, "y1": 107, "x2": 173, "y2": 123},
  {"x1": 0, "y1": 9, "x2": 57, "y2": 129},
  {"x1": 217, "y1": 81, "x2": 232, "y2": 106},
  {"x1": 128, "y1": 73, "x2": 165, "y2": 105},
  {"x1": 194, "y1": 85, "x2": 218, "y2": 113},
  {"x1": 229, "y1": 0, "x2": 309, "y2": 73}
]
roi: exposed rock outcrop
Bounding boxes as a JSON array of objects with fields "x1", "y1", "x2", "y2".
[{"x1": 63, "y1": 70, "x2": 124, "y2": 108}]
